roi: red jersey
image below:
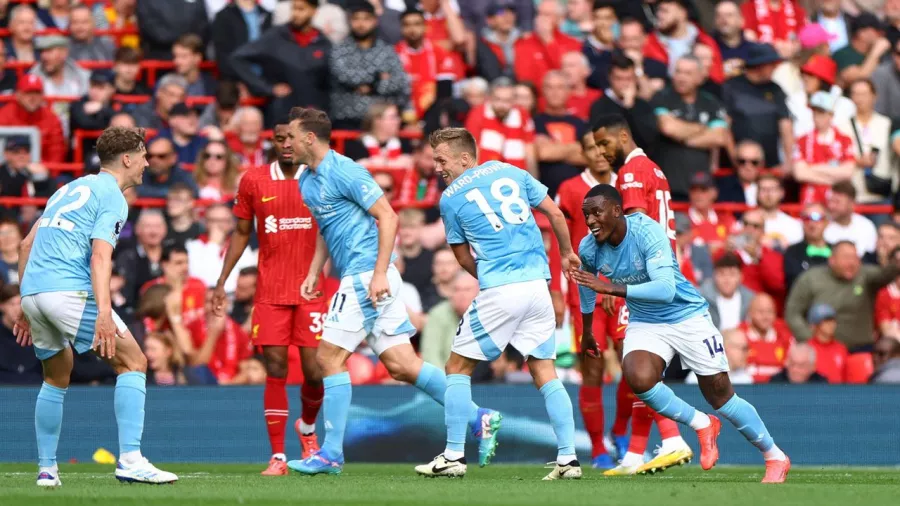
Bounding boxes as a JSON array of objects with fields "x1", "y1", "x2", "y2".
[
  {"x1": 232, "y1": 162, "x2": 320, "y2": 305},
  {"x1": 688, "y1": 207, "x2": 738, "y2": 251},
  {"x1": 187, "y1": 316, "x2": 253, "y2": 383},
  {"x1": 395, "y1": 39, "x2": 463, "y2": 121},
  {"x1": 741, "y1": 0, "x2": 806, "y2": 44},
  {"x1": 512, "y1": 31, "x2": 582, "y2": 93},
  {"x1": 809, "y1": 337, "x2": 848, "y2": 384},
  {"x1": 565, "y1": 88, "x2": 602, "y2": 121},
  {"x1": 141, "y1": 276, "x2": 207, "y2": 327},
  {"x1": 874, "y1": 283, "x2": 900, "y2": 339},
  {"x1": 793, "y1": 128, "x2": 855, "y2": 205},
  {"x1": 616, "y1": 149, "x2": 676, "y2": 250},
  {"x1": 740, "y1": 320, "x2": 794, "y2": 383},
  {"x1": 556, "y1": 170, "x2": 618, "y2": 254},
  {"x1": 464, "y1": 104, "x2": 535, "y2": 169}
]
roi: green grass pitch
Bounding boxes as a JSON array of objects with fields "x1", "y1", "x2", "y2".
[{"x1": 2, "y1": 463, "x2": 899, "y2": 506}]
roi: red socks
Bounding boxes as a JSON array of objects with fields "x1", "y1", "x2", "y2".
[
  {"x1": 611, "y1": 380, "x2": 633, "y2": 437},
  {"x1": 628, "y1": 401, "x2": 654, "y2": 455},
  {"x1": 578, "y1": 385, "x2": 606, "y2": 458},
  {"x1": 264, "y1": 377, "x2": 289, "y2": 455},
  {"x1": 300, "y1": 382, "x2": 324, "y2": 427},
  {"x1": 655, "y1": 412, "x2": 681, "y2": 440}
]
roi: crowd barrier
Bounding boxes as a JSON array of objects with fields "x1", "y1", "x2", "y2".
[{"x1": 0, "y1": 384, "x2": 897, "y2": 466}]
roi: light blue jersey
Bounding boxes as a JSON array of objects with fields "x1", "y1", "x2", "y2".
[
  {"x1": 299, "y1": 150, "x2": 394, "y2": 279},
  {"x1": 21, "y1": 172, "x2": 128, "y2": 297},
  {"x1": 578, "y1": 213, "x2": 708, "y2": 324},
  {"x1": 440, "y1": 161, "x2": 550, "y2": 289}
]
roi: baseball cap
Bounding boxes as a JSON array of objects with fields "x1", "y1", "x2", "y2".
[
  {"x1": 347, "y1": 0, "x2": 376, "y2": 15},
  {"x1": 798, "y1": 24, "x2": 836, "y2": 50},
  {"x1": 4, "y1": 136, "x2": 31, "y2": 151},
  {"x1": 809, "y1": 90, "x2": 836, "y2": 113},
  {"x1": 807, "y1": 303, "x2": 837, "y2": 325},
  {"x1": 17, "y1": 74, "x2": 44, "y2": 93},
  {"x1": 90, "y1": 69, "x2": 114, "y2": 85},
  {"x1": 487, "y1": 0, "x2": 516, "y2": 16},
  {"x1": 35, "y1": 34, "x2": 70, "y2": 51},
  {"x1": 689, "y1": 171, "x2": 715, "y2": 189},
  {"x1": 168, "y1": 102, "x2": 196, "y2": 117}
]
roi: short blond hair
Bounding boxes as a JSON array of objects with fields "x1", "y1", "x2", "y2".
[{"x1": 429, "y1": 127, "x2": 477, "y2": 157}]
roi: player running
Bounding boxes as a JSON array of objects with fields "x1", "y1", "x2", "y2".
[
  {"x1": 415, "y1": 128, "x2": 581, "y2": 481},
  {"x1": 212, "y1": 123, "x2": 326, "y2": 476},
  {"x1": 555, "y1": 128, "x2": 623, "y2": 469},
  {"x1": 572, "y1": 184, "x2": 791, "y2": 484},
  {"x1": 283, "y1": 108, "x2": 500, "y2": 476},
  {"x1": 15, "y1": 127, "x2": 177, "y2": 486},
  {"x1": 592, "y1": 114, "x2": 692, "y2": 475}
]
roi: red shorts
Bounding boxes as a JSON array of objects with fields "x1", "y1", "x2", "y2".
[
  {"x1": 250, "y1": 301, "x2": 328, "y2": 348},
  {"x1": 569, "y1": 296, "x2": 629, "y2": 353}
]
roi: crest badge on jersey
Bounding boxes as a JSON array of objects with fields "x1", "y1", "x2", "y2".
[
  {"x1": 112, "y1": 220, "x2": 123, "y2": 241},
  {"x1": 632, "y1": 253, "x2": 644, "y2": 271},
  {"x1": 623, "y1": 173, "x2": 634, "y2": 183}
]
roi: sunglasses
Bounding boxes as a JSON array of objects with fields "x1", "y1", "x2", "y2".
[
  {"x1": 736, "y1": 158, "x2": 762, "y2": 167},
  {"x1": 147, "y1": 152, "x2": 172, "y2": 159},
  {"x1": 205, "y1": 153, "x2": 225, "y2": 160},
  {"x1": 802, "y1": 211, "x2": 825, "y2": 222}
]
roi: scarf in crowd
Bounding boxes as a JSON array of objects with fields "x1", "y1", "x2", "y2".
[
  {"x1": 753, "y1": 0, "x2": 798, "y2": 43},
  {"x1": 361, "y1": 134, "x2": 403, "y2": 161}
]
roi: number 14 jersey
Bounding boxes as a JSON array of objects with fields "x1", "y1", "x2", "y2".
[
  {"x1": 615, "y1": 148, "x2": 676, "y2": 251},
  {"x1": 440, "y1": 161, "x2": 551, "y2": 290}
]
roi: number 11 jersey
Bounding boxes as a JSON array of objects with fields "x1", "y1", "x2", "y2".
[
  {"x1": 440, "y1": 161, "x2": 550, "y2": 290},
  {"x1": 21, "y1": 172, "x2": 128, "y2": 297},
  {"x1": 615, "y1": 148, "x2": 676, "y2": 251}
]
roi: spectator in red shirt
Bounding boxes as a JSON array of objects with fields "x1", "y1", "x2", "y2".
[
  {"x1": 560, "y1": 51, "x2": 601, "y2": 121},
  {"x1": 512, "y1": 0, "x2": 581, "y2": 92},
  {"x1": 875, "y1": 246, "x2": 900, "y2": 339},
  {"x1": 732, "y1": 209, "x2": 786, "y2": 306},
  {"x1": 806, "y1": 303, "x2": 848, "y2": 383},
  {"x1": 793, "y1": 91, "x2": 856, "y2": 206},
  {"x1": 225, "y1": 106, "x2": 267, "y2": 168},
  {"x1": 141, "y1": 245, "x2": 208, "y2": 329},
  {"x1": 741, "y1": 0, "x2": 805, "y2": 57},
  {"x1": 740, "y1": 293, "x2": 794, "y2": 382},
  {"x1": 0, "y1": 75, "x2": 65, "y2": 164},
  {"x1": 464, "y1": 76, "x2": 537, "y2": 175},
  {"x1": 186, "y1": 292, "x2": 253, "y2": 384},
  {"x1": 686, "y1": 171, "x2": 737, "y2": 253},
  {"x1": 419, "y1": 0, "x2": 466, "y2": 54},
  {"x1": 644, "y1": 0, "x2": 724, "y2": 84}
]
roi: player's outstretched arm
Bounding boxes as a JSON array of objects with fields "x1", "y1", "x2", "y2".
[
  {"x1": 534, "y1": 196, "x2": 580, "y2": 274},
  {"x1": 302, "y1": 231, "x2": 328, "y2": 301},
  {"x1": 213, "y1": 218, "x2": 253, "y2": 316},
  {"x1": 366, "y1": 196, "x2": 399, "y2": 305},
  {"x1": 449, "y1": 243, "x2": 477, "y2": 279},
  {"x1": 90, "y1": 240, "x2": 118, "y2": 359}
]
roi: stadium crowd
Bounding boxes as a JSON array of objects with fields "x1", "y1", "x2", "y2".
[{"x1": 1, "y1": 0, "x2": 900, "y2": 388}]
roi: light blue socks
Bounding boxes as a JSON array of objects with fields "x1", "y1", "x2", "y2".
[
  {"x1": 114, "y1": 372, "x2": 147, "y2": 455},
  {"x1": 35, "y1": 382, "x2": 66, "y2": 468},
  {"x1": 539, "y1": 379, "x2": 576, "y2": 463},
  {"x1": 415, "y1": 362, "x2": 480, "y2": 428},
  {"x1": 635, "y1": 382, "x2": 708, "y2": 429},
  {"x1": 321, "y1": 372, "x2": 352, "y2": 458},
  {"x1": 717, "y1": 394, "x2": 775, "y2": 453},
  {"x1": 443, "y1": 374, "x2": 471, "y2": 456}
]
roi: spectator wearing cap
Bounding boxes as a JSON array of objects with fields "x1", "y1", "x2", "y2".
[
  {"x1": 0, "y1": 283, "x2": 42, "y2": 385},
  {"x1": 68, "y1": 4, "x2": 115, "y2": 62},
  {"x1": 687, "y1": 171, "x2": 738, "y2": 253},
  {"x1": 5, "y1": 5, "x2": 37, "y2": 63},
  {"x1": 0, "y1": 50, "x2": 16, "y2": 95},
  {"x1": 465, "y1": 77, "x2": 537, "y2": 176},
  {"x1": 589, "y1": 53, "x2": 660, "y2": 157},
  {"x1": 786, "y1": 240, "x2": 898, "y2": 351},
  {"x1": 783, "y1": 202, "x2": 831, "y2": 291},
  {"x1": 172, "y1": 34, "x2": 217, "y2": 98},
  {"x1": 714, "y1": 0, "x2": 754, "y2": 79},
  {"x1": 211, "y1": 0, "x2": 273, "y2": 81},
  {"x1": 138, "y1": 137, "x2": 200, "y2": 199},
  {"x1": 70, "y1": 70, "x2": 117, "y2": 162},
  {"x1": 474, "y1": 0, "x2": 523, "y2": 81},
  {"x1": 533, "y1": 70, "x2": 587, "y2": 197},
  {"x1": 787, "y1": 54, "x2": 856, "y2": 137},
  {"x1": 767, "y1": 343, "x2": 828, "y2": 383},
  {"x1": 731, "y1": 208, "x2": 786, "y2": 306},
  {"x1": 740, "y1": 0, "x2": 806, "y2": 59},
  {"x1": 757, "y1": 173, "x2": 804, "y2": 250},
  {"x1": 871, "y1": 336, "x2": 900, "y2": 383},
  {"x1": 651, "y1": 55, "x2": 729, "y2": 201},
  {"x1": 824, "y1": 181, "x2": 877, "y2": 258},
  {"x1": 700, "y1": 251, "x2": 754, "y2": 331},
  {"x1": 0, "y1": 136, "x2": 53, "y2": 218},
  {"x1": 718, "y1": 140, "x2": 764, "y2": 206},
  {"x1": 131, "y1": 73, "x2": 188, "y2": 130},
  {"x1": 792, "y1": 91, "x2": 857, "y2": 206},
  {"x1": 111, "y1": 47, "x2": 149, "y2": 98},
  {"x1": 722, "y1": 43, "x2": 793, "y2": 171},
  {"x1": 512, "y1": 0, "x2": 581, "y2": 94},
  {"x1": 198, "y1": 80, "x2": 240, "y2": 132},
  {"x1": 838, "y1": 79, "x2": 896, "y2": 205},
  {"x1": 770, "y1": 23, "x2": 833, "y2": 99},
  {"x1": 617, "y1": 18, "x2": 668, "y2": 101},
  {"x1": 872, "y1": 37, "x2": 900, "y2": 120},
  {"x1": 158, "y1": 103, "x2": 210, "y2": 167},
  {"x1": 0, "y1": 75, "x2": 65, "y2": 164},
  {"x1": 739, "y1": 293, "x2": 795, "y2": 382},
  {"x1": 835, "y1": 12, "x2": 890, "y2": 87},
  {"x1": 30, "y1": 35, "x2": 89, "y2": 98},
  {"x1": 805, "y1": 302, "x2": 848, "y2": 383},
  {"x1": 136, "y1": 0, "x2": 209, "y2": 61},
  {"x1": 395, "y1": 7, "x2": 463, "y2": 124},
  {"x1": 582, "y1": 0, "x2": 617, "y2": 90},
  {"x1": 232, "y1": 0, "x2": 330, "y2": 126},
  {"x1": 644, "y1": 0, "x2": 724, "y2": 84},
  {"x1": 812, "y1": 0, "x2": 851, "y2": 52}
]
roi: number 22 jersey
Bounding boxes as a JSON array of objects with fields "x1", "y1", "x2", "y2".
[
  {"x1": 440, "y1": 161, "x2": 550, "y2": 290},
  {"x1": 615, "y1": 148, "x2": 676, "y2": 251}
]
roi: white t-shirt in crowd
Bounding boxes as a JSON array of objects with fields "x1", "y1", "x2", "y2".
[
  {"x1": 764, "y1": 210, "x2": 804, "y2": 248},
  {"x1": 716, "y1": 291, "x2": 742, "y2": 331},
  {"x1": 824, "y1": 214, "x2": 878, "y2": 257}
]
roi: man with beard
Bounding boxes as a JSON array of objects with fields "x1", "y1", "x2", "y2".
[
  {"x1": 464, "y1": 77, "x2": 537, "y2": 176},
  {"x1": 644, "y1": 0, "x2": 724, "y2": 84},
  {"x1": 328, "y1": 1, "x2": 409, "y2": 130},
  {"x1": 230, "y1": 0, "x2": 331, "y2": 126}
]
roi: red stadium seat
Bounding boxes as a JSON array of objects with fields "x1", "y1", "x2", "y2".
[{"x1": 845, "y1": 353, "x2": 874, "y2": 384}]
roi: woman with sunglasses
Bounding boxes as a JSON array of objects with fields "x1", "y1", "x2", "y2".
[{"x1": 193, "y1": 140, "x2": 241, "y2": 202}]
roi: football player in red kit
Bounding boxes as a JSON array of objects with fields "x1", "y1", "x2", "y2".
[
  {"x1": 212, "y1": 124, "x2": 328, "y2": 476},
  {"x1": 590, "y1": 113, "x2": 692, "y2": 476}
]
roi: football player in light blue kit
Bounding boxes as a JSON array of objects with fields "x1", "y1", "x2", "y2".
[
  {"x1": 14, "y1": 127, "x2": 177, "y2": 487},
  {"x1": 571, "y1": 185, "x2": 791, "y2": 484},
  {"x1": 284, "y1": 108, "x2": 501, "y2": 476},
  {"x1": 414, "y1": 128, "x2": 583, "y2": 480}
]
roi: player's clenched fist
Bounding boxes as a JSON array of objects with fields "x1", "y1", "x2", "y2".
[
  {"x1": 212, "y1": 283, "x2": 228, "y2": 317},
  {"x1": 301, "y1": 273, "x2": 323, "y2": 301},
  {"x1": 367, "y1": 271, "x2": 391, "y2": 307}
]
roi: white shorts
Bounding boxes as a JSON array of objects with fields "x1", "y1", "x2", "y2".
[
  {"x1": 22, "y1": 291, "x2": 128, "y2": 361},
  {"x1": 322, "y1": 265, "x2": 416, "y2": 356},
  {"x1": 453, "y1": 279, "x2": 556, "y2": 362},
  {"x1": 623, "y1": 312, "x2": 730, "y2": 377}
]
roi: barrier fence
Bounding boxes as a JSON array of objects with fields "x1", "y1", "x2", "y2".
[{"x1": 0, "y1": 384, "x2": 896, "y2": 466}]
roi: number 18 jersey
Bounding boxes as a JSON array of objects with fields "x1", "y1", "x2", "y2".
[
  {"x1": 21, "y1": 172, "x2": 128, "y2": 297},
  {"x1": 615, "y1": 148, "x2": 676, "y2": 251},
  {"x1": 440, "y1": 161, "x2": 550, "y2": 290}
]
